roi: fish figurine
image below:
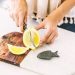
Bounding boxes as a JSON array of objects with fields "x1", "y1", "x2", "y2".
[{"x1": 37, "y1": 50, "x2": 59, "y2": 60}]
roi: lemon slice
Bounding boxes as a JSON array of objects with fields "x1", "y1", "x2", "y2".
[
  {"x1": 23, "y1": 27, "x2": 40, "y2": 50},
  {"x1": 7, "y1": 44, "x2": 29, "y2": 55},
  {"x1": 30, "y1": 27, "x2": 40, "y2": 47}
]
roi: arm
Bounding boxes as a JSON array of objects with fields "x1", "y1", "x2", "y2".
[
  {"x1": 48, "y1": 0, "x2": 75, "y2": 25},
  {"x1": 36, "y1": 0, "x2": 75, "y2": 45}
]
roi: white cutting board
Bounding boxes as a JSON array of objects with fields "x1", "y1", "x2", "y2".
[{"x1": 20, "y1": 28, "x2": 75, "y2": 75}]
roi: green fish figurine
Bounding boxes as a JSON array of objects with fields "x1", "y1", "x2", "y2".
[{"x1": 37, "y1": 50, "x2": 59, "y2": 60}]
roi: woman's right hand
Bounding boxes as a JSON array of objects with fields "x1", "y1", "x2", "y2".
[{"x1": 9, "y1": 0, "x2": 28, "y2": 32}]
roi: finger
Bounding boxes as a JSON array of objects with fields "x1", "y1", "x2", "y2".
[
  {"x1": 19, "y1": 14, "x2": 25, "y2": 32},
  {"x1": 35, "y1": 22, "x2": 45, "y2": 30},
  {"x1": 24, "y1": 11, "x2": 27, "y2": 24},
  {"x1": 39, "y1": 39, "x2": 44, "y2": 47},
  {"x1": 50, "y1": 34, "x2": 58, "y2": 43},
  {"x1": 24, "y1": 16, "x2": 27, "y2": 24},
  {"x1": 23, "y1": 13, "x2": 27, "y2": 30},
  {"x1": 41, "y1": 27, "x2": 52, "y2": 44},
  {"x1": 46, "y1": 31, "x2": 56, "y2": 44},
  {"x1": 9, "y1": 12, "x2": 14, "y2": 21},
  {"x1": 14, "y1": 15, "x2": 19, "y2": 27}
]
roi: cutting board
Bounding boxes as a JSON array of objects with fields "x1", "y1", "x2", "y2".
[
  {"x1": 20, "y1": 28, "x2": 75, "y2": 75},
  {"x1": 0, "y1": 32, "x2": 30, "y2": 66}
]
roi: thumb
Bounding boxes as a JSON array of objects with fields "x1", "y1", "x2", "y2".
[
  {"x1": 35, "y1": 22, "x2": 45, "y2": 30},
  {"x1": 24, "y1": 11, "x2": 27, "y2": 24}
]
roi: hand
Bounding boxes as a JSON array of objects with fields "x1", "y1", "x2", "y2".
[
  {"x1": 9, "y1": 0, "x2": 27, "y2": 32},
  {"x1": 36, "y1": 16, "x2": 58, "y2": 45}
]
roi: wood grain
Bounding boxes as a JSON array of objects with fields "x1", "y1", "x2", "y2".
[{"x1": 0, "y1": 32, "x2": 30, "y2": 66}]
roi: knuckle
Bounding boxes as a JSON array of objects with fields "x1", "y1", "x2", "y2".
[{"x1": 46, "y1": 41, "x2": 51, "y2": 44}]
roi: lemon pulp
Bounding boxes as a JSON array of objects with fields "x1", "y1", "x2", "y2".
[
  {"x1": 23, "y1": 27, "x2": 40, "y2": 50},
  {"x1": 7, "y1": 27, "x2": 40, "y2": 55},
  {"x1": 7, "y1": 44, "x2": 29, "y2": 55}
]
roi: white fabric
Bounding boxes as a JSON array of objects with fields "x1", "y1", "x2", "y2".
[
  {"x1": 26, "y1": 0, "x2": 61, "y2": 18},
  {"x1": 26, "y1": 0, "x2": 75, "y2": 24},
  {"x1": 1, "y1": 0, "x2": 75, "y2": 24}
]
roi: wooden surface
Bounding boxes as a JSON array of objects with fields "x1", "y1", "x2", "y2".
[{"x1": 0, "y1": 32, "x2": 30, "y2": 66}]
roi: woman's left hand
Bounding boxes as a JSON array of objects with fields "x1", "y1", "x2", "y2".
[{"x1": 36, "y1": 16, "x2": 58, "y2": 45}]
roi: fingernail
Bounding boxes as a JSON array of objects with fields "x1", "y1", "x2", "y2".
[
  {"x1": 46, "y1": 42, "x2": 49, "y2": 44},
  {"x1": 23, "y1": 24, "x2": 27, "y2": 31},
  {"x1": 16, "y1": 23, "x2": 19, "y2": 27},
  {"x1": 39, "y1": 43, "x2": 43, "y2": 47}
]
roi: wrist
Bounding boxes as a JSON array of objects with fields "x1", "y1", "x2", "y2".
[
  {"x1": 47, "y1": 15, "x2": 58, "y2": 26},
  {"x1": 45, "y1": 16, "x2": 58, "y2": 27}
]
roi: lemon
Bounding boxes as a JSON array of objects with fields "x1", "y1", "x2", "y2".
[
  {"x1": 7, "y1": 44, "x2": 29, "y2": 55},
  {"x1": 23, "y1": 27, "x2": 40, "y2": 50},
  {"x1": 7, "y1": 27, "x2": 40, "y2": 55}
]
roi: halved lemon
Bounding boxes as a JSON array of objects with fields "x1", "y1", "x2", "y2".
[
  {"x1": 7, "y1": 44, "x2": 29, "y2": 55},
  {"x1": 23, "y1": 27, "x2": 40, "y2": 50}
]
